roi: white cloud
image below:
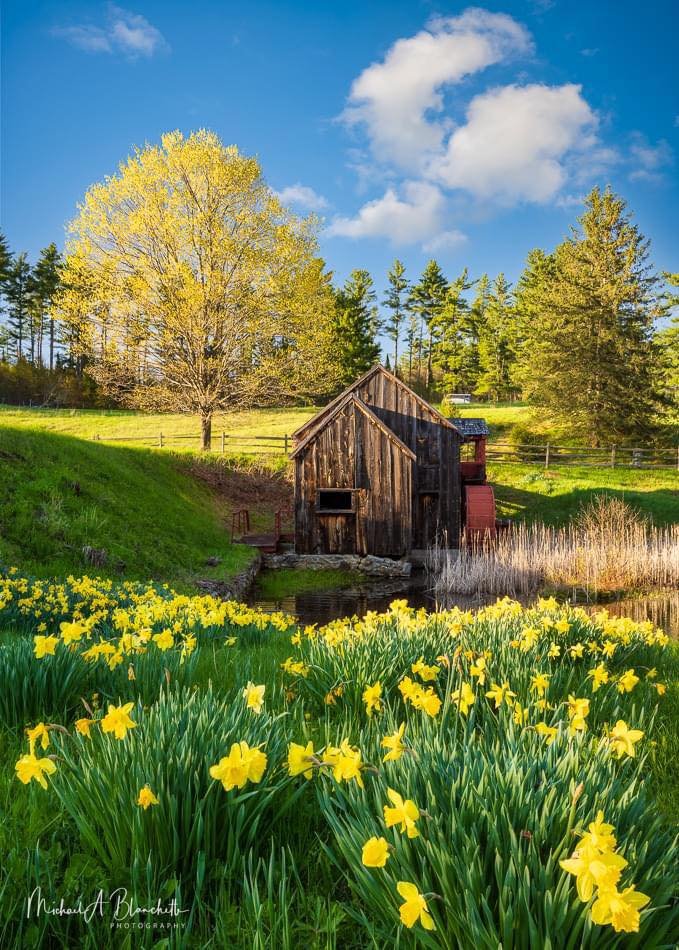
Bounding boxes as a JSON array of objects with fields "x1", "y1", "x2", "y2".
[
  {"x1": 628, "y1": 134, "x2": 673, "y2": 183},
  {"x1": 327, "y1": 181, "x2": 463, "y2": 249},
  {"x1": 274, "y1": 183, "x2": 328, "y2": 211},
  {"x1": 342, "y1": 9, "x2": 532, "y2": 170},
  {"x1": 429, "y1": 83, "x2": 597, "y2": 203},
  {"x1": 53, "y1": 5, "x2": 168, "y2": 58}
]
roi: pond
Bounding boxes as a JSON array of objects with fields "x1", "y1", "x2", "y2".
[{"x1": 248, "y1": 574, "x2": 679, "y2": 636}]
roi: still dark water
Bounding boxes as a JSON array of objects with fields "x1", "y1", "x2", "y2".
[{"x1": 248, "y1": 576, "x2": 679, "y2": 637}]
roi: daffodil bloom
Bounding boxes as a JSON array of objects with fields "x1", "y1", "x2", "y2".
[
  {"x1": 382, "y1": 723, "x2": 406, "y2": 762},
  {"x1": 137, "y1": 785, "x2": 159, "y2": 809},
  {"x1": 396, "y1": 882, "x2": 435, "y2": 930},
  {"x1": 485, "y1": 681, "x2": 515, "y2": 709},
  {"x1": 281, "y1": 657, "x2": 309, "y2": 677},
  {"x1": 547, "y1": 642, "x2": 561, "y2": 659},
  {"x1": 152, "y1": 629, "x2": 174, "y2": 651},
  {"x1": 513, "y1": 701, "x2": 529, "y2": 725},
  {"x1": 607, "y1": 720, "x2": 644, "y2": 759},
  {"x1": 242, "y1": 682, "x2": 266, "y2": 714},
  {"x1": 451, "y1": 682, "x2": 475, "y2": 716},
  {"x1": 567, "y1": 695, "x2": 590, "y2": 734},
  {"x1": 210, "y1": 741, "x2": 267, "y2": 791},
  {"x1": 578, "y1": 811, "x2": 616, "y2": 853},
  {"x1": 59, "y1": 621, "x2": 86, "y2": 644},
  {"x1": 413, "y1": 687, "x2": 441, "y2": 717},
  {"x1": 617, "y1": 669, "x2": 639, "y2": 693},
  {"x1": 411, "y1": 657, "x2": 439, "y2": 682},
  {"x1": 101, "y1": 702, "x2": 137, "y2": 740},
  {"x1": 26, "y1": 722, "x2": 49, "y2": 751},
  {"x1": 560, "y1": 844, "x2": 628, "y2": 901},
  {"x1": 362, "y1": 681, "x2": 382, "y2": 717},
  {"x1": 555, "y1": 618, "x2": 570, "y2": 634},
  {"x1": 383, "y1": 788, "x2": 420, "y2": 838},
  {"x1": 530, "y1": 673, "x2": 550, "y2": 697},
  {"x1": 535, "y1": 722, "x2": 558, "y2": 744},
  {"x1": 15, "y1": 750, "x2": 57, "y2": 789},
  {"x1": 570, "y1": 642, "x2": 585, "y2": 658},
  {"x1": 590, "y1": 885, "x2": 650, "y2": 933},
  {"x1": 324, "y1": 739, "x2": 364, "y2": 787},
  {"x1": 361, "y1": 836, "x2": 389, "y2": 867},
  {"x1": 654, "y1": 683, "x2": 667, "y2": 695},
  {"x1": 34, "y1": 635, "x2": 58, "y2": 659},
  {"x1": 587, "y1": 663, "x2": 609, "y2": 691},
  {"x1": 75, "y1": 718, "x2": 94, "y2": 738},
  {"x1": 287, "y1": 740, "x2": 315, "y2": 779},
  {"x1": 469, "y1": 656, "x2": 486, "y2": 684}
]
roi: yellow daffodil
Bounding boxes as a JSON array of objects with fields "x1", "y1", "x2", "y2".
[
  {"x1": 485, "y1": 681, "x2": 515, "y2": 709},
  {"x1": 287, "y1": 740, "x2": 315, "y2": 779},
  {"x1": 590, "y1": 885, "x2": 650, "y2": 933},
  {"x1": 34, "y1": 635, "x2": 58, "y2": 659},
  {"x1": 579, "y1": 811, "x2": 616, "y2": 853},
  {"x1": 560, "y1": 845, "x2": 628, "y2": 901},
  {"x1": 469, "y1": 656, "x2": 486, "y2": 684},
  {"x1": 383, "y1": 788, "x2": 420, "y2": 838},
  {"x1": 15, "y1": 750, "x2": 57, "y2": 789},
  {"x1": 607, "y1": 720, "x2": 644, "y2": 759},
  {"x1": 324, "y1": 739, "x2": 364, "y2": 787},
  {"x1": 396, "y1": 882, "x2": 435, "y2": 930},
  {"x1": 411, "y1": 657, "x2": 439, "y2": 682},
  {"x1": 242, "y1": 682, "x2": 266, "y2": 714},
  {"x1": 451, "y1": 682, "x2": 475, "y2": 716},
  {"x1": 535, "y1": 722, "x2": 558, "y2": 744},
  {"x1": 617, "y1": 669, "x2": 639, "y2": 693},
  {"x1": 137, "y1": 785, "x2": 159, "y2": 809},
  {"x1": 210, "y1": 741, "x2": 267, "y2": 791},
  {"x1": 26, "y1": 722, "x2": 50, "y2": 751},
  {"x1": 362, "y1": 681, "x2": 382, "y2": 717},
  {"x1": 382, "y1": 723, "x2": 406, "y2": 762},
  {"x1": 101, "y1": 702, "x2": 137, "y2": 740},
  {"x1": 75, "y1": 718, "x2": 94, "y2": 738},
  {"x1": 361, "y1": 836, "x2": 389, "y2": 868},
  {"x1": 530, "y1": 673, "x2": 550, "y2": 697},
  {"x1": 547, "y1": 643, "x2": 561, "y2": 659},
  {"x1": 567, "y1": 695, "x2": 590, "y2": 734},
  {"x1": 152, "y1": 629, "x2": 174, "y2": 651}
]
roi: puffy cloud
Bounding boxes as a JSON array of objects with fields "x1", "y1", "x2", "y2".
[
  {"x1": 429, "y1": 83, "x2": 597, "y2": 203},
  {"x1": 274, "y1": 183, "x2": 328, "y2": 211},
  {"x1": 326, "y1": 181, "x2": 463, "y2": 249},
  {"x1": 53, "y1": 5, "x2": 168, "y2": 58},
  {"x1": 342, "y1": 9, "x2": 532, "y2": 170}
]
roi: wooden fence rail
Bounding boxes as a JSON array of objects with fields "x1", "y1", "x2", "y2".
[{"x1": 89, "y1": 432, "x2": 679, "y2": 469}]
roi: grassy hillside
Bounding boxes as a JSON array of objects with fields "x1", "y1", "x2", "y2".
[
  {"x1": 0, "y1": 427, "x2": 256, "y2": 584},
  {"x1": 491, "y1": 462, "x2": 679, "y2": 525}
]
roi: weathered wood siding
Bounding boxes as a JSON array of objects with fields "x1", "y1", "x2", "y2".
[
  {"x1": 353, "y1": 372, "x2": 460, "y2": 548},
  {"x1": 294, "y1": 401, "x2": 412, "y2": 556}
]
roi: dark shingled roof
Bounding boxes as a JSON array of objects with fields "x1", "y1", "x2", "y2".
[{"x1": 449, "y1": 417, "x2": 489, "y2": 438}]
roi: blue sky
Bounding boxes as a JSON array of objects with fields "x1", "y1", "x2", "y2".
[{"x1": 2, "y1": 0, "x2": 678, "y2": 301}]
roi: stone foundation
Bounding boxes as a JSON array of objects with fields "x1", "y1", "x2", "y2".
[{"x1": 262, "y1": 552, "x2": 412, "y2": 577}]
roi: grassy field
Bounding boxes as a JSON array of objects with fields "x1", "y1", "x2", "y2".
[{"x1": 0, "y1": 400, "x2": 562, "y2": 448}]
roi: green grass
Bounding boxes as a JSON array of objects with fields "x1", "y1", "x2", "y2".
[
  {"x1": 254, "y1": 568, "x2": 365, "y2": 600},
  {"x1": 0, "y1": 426, "x2": 255, "y2": 585},
  {"x1": 490, "y1": 462, "x2": 679, "y2": 526}
]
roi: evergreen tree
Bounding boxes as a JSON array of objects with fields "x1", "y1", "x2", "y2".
[
  {"x1": 0, "y1": 232, "x2": 12, "y2": 285},
  {"x1": 31, "y1": 243, "x2": 63, "y2": 370},
  {"x1": 5, "y1": 252, "x2": 33, "y2": 361},
  {"x1": 333, "y1": 269, "x2": 381, "y2": 385},
  {"x1": 519, "y1": 186, "x2": 663, "y2": 443},
  {"x1": 432, "y1": 268, "x2": 475, "y2": 394},
  {"x1": 408, "y1": 260, "x2": 447, "y2": 391},
  {"x1": 477, "y1": 273, "x2": 516, "y2": 402},
  {"x1": 383, "y1": 259, "x2": 408, "y2": 378},
  {"x1": 404, "y1": 312, "x2": 419, "y2": 385},
  {"x1": 468, "y1": 274, "x2": 491, "y2": 394},
  {"x1": 656, "y1": 272, "x2": 679, "y2": 410}
]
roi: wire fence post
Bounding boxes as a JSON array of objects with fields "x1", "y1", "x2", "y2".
[
  {"x1": 221, "y1": 431, "x2": 226, "y2": 454},
  {"x1": 544, "y1": 444, "x2": 550, "y2": 469},
  {"x1": 159, "y1": 431, "x2": 164, "y2": 448},
  {"x1": 284, "y1": 433, "x2": 289, "y2": 455},
  {"x1": 610, "y1": 444, "x2": 616, "y2": 468}
]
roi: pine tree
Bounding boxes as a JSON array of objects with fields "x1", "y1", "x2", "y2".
[
  {"x1": 383, "y1": 260, "x2": 408, "y2": 378},
  {"x1": 477, "y1": 274, "x2": 516, "y2": 402},
  {"x1": 408, "y1": 260, "x2": 447, "y2": 392},
  {"x1": 31, "y1": 243, "x2": 63, "y2": 370},
  {"x1": 519, "y1": 187, "x2": 663, "y2": 443},
  {"x1": 657, "y1": 272, "x2": 679, "y2": 410},
  {"x1": 5, "y1": 252, "x2": 33, "y2": 361},
  {"x1": 0, "y1": 233, "x2": 12, "y2": 285},
  {"x1": 432, "y1": 268, "x2": 475, "y2": 395},
  {"x1": 333, "y1": 269, "x2": 381, "y2": 385}
]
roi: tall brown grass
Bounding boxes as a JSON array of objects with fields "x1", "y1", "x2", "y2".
[{"x1": 431, "y1": 496, "x2": 679, "y2": 598}]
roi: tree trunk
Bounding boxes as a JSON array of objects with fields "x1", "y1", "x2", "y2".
[{"x1": 201, "y1": 412, "x2": 212, "y2": 451}]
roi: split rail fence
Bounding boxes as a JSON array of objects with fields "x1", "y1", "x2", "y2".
[{"x1": 86, "y1": 431, "x2": 679, "y2": 470}]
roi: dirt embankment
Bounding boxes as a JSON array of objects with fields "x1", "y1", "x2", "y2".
[{"x1": 186, "y1": 457, "x2": 293, "y2": 532}]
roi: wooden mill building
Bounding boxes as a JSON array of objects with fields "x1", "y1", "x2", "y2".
[{"x1": 290, "y1": 365, "x2": 463, "y2": 557}]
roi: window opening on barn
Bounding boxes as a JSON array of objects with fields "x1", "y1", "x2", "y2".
[{"x1": 317, "y1": 489, "x2": 355, "y2": 513}]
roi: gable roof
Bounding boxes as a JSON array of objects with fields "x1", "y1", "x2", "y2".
[
  {"x1": 289, "y1": 392, "x2": 416, "y2": 461},
  {"x1": 292, "y1": 364, "x2": 461, "y2": 442},
  {"x1": 450, "y1": 417, "x2": 490, "y2": 438}
]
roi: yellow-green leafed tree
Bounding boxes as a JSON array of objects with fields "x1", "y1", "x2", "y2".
[{"x1": 60, "y1": 129, "x2": 339, "y2": 448}]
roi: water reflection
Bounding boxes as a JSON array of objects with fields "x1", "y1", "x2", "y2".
[{"x1": 249, "y1": 577, "x2": 679, "y2": 637}]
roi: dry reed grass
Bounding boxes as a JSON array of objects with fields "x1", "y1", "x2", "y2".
[{"x1": 431, "y1": 496, "x2": 679, "y2": 598}]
